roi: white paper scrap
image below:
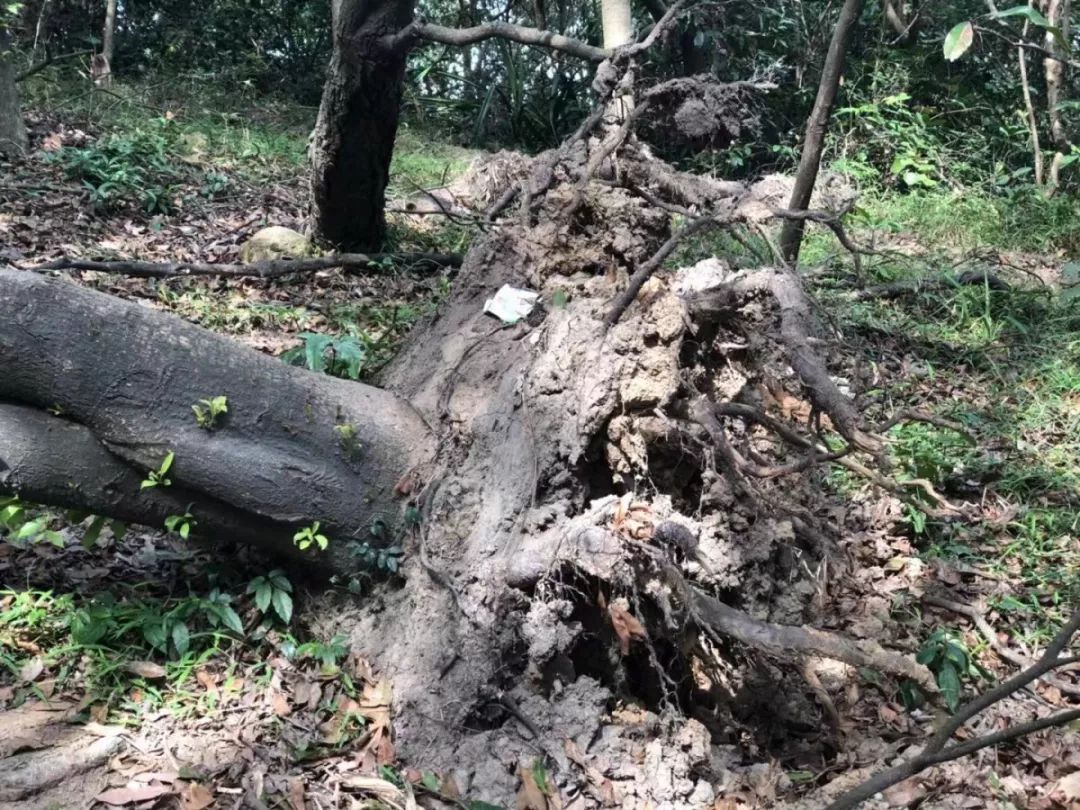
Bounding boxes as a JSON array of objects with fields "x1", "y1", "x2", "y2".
[{"x1": 483, "y1": 285, "x2": 540, "y2": 324}]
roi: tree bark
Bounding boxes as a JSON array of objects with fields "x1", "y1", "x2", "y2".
[
  {"x1": 0, "y1": 29, "x2": 28, "y2": 156},
  {"x1": 0, "y1": 269, "x2": 434, "y2": 573},
  {"x1": 882, "y1": 0, "x2": 918, "y2": 45},
  {"x1": 98, "y1": 0, "x2": 117, "y2": 85},
  {"x1": 779, "y1": 0, "x2": 864, "y2": 264},
  {"x1": 1044, "y1": 0, "x2": 1070, "y2": 190},
  {"x1": 309, "y1": 0, "x2": 414, "y2": 250},
  {"x1": 1018, "y1": 6, "x2": 1045, "y2": 185}
]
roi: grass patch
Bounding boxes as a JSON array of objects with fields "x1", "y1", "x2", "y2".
[
  {"x1": 826, "y1": 205, "x2": 1080, "y2": 633},
  {"x1": 854, "y1": 187, "x2": 1080, "y2": 254}
]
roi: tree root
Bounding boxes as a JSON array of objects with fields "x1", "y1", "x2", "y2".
[{"x1": 615, "y1": 542, "x2": 938, "y2": 690}]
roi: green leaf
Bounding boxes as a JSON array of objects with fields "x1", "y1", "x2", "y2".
[
  {"x1": 172, "y1": 621, "x2": 190, "y2": 657},
  {"x1": 110, "y1": 520, "x2": 127, "y2": 541},
  {"x1": 937, "y1": 662, "x2": 962, "y2": 711},
  {"x1": 83, "y1": 515, "x2": 107, "y2": 548},
  {"x1": 994, "y1": 5, "x2": 1051, "y2": 27},
  {"x1": 915, "y1": 644, "x2": 938, "y2": 666},
  {"x1": 943, "y1": 22, "x2": 974, "y2": 61},
  {"x1": 159, "y1": 451, "x2": 174, "y2": 475},
  {"x1": 468, "y1": 802, "x2": 504, "y2": 810},
  {"x1": 16, "y1": 519, "x2": 43, "y2": 540},
  {"x1": 218, "y1": 605, "x2": 244, "y2": 634},
  {"x1": 944, "y1": 641, "x2": 970, "y2": 671},
  {"x1": 552, "y1": 289, "x2": 569, "y2": 309},
  {"x1": 254, "y1": 583, "x2": 272, "y2": 613},
  {"x1": 269, "y1": 570, "x2": 291, "y2": 592},
  {"x1": 421, "y1": 772, "x2": 441, "y2": 792},
  {"x1": 142, "y1": 620, "x2": 167, "y2": 650},
  {"x1": 179, "y1": 522, "x2": 190, "y2": 540},
  {"x1": 899, "y1": 679, "x2": 926, "y2": 710},
  {"x1": 271, "y1": 589, "x2": 293, "y2": 624}
]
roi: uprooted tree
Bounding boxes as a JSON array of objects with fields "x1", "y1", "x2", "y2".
[{"x1": 3, "y1": 3, "x2": 1079, "y2": 806}]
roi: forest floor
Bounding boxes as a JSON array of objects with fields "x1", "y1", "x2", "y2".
[{"x1": 1, "y1": 81, "x2": 1079, "y2": 810}]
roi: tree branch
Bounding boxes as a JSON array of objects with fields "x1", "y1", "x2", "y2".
[
  {"x1": 22, "y1": 252, "x2": 462, "y2": 279},
  {"x1": 406, "y1": 20, "x2": 610, "y2": 61},
  {"x1": 15, "y1": 49, "x2": 93, "y2": 82}
]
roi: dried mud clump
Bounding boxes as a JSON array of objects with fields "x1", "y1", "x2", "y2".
[{"x1": 639, "y1": 76, "x2": 765, "y2": 149}]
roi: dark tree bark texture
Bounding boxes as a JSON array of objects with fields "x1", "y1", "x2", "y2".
[
  {"x1": 0, "y1": 29, "x2": 28, "y2": 156},
  {"x1": 0, "y1": 269, "x2": 433, "y2": 573},
  {"x1": 778, "y1": 0, "x2": 864, "y2": 264},
  {"x1": 309, "y1": 0, "x2": 414, "y2": 250}
]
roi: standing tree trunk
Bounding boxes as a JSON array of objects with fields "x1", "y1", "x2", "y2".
[
  {"x1": 1044, "y1": 0, "x2": 1070, "y2": 190},
  {"x1": 600, "y1": 0, "x2": 633, "y2": 121},
  {"x1": 1019, "y1": 6, "x2": 1045, "y2": 185},
  {"x1": 882, "y1": 0, "x2": 918, "y2": 45},
  {"x1": 309, "y1": 0, "x2": 414, "y2": 250},
  {"x1": 0, "y1": 29, "x2": 28, "y2": 155},
  {"x1": 779, "y1": 0, "x2": 864, "y2": 265},
  {"x1": 99, "y1": 0, "x2": 117, "y2": 83}
]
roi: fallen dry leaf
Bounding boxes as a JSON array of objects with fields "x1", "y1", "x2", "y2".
[
  {"x1": 95, "y1": 784, "x2": 172, "y2": 805},
  {"x1": 125, "y1": 661, "x2": 167, "y2": 679},
  {"x1": 270, "y1": 689, "x2": 292, "y2": 717},
  {"x1": 19, "y1": 656, "x2": 44, "y2": 683},
  {"x1": 178, "y1": 780, "x2": 215, "y2": 810},
  {"x1": 196, "y1": 669, "x2": 218, "y2": 694},
  {"x1": 516, "y1": 765, "x2": 551, "y2": 810},
  {"x1": 608, "y1": 602, "x2": 648, "y2": 656},
  {"x1": 1058, "y1": 771, "x2": 1080, "y2": 801},
  {"x1": 286, "y1": 777, "x2": 306, "y2": 810}
]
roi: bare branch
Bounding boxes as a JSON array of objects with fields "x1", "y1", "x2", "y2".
[
  {"x1": 604, "y1": 217, "x2": 718, "y2": 326},
  {"x1": 22, "y1": 252, "x2": 462, "y2": 280},
  {"x1": 15, "y1": 49, "x2": 93, "y2": 82},
  {"x1": 405, "y1": 20, "x2": 610, "y2": 61}
]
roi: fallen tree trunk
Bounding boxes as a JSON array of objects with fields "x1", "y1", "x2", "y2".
[
  {"x1": 0, "y1": 403, "x2": 295, "y2": 555},
  {"x1": 0, "y1": 269, "x2": 434, "y2": 572}
]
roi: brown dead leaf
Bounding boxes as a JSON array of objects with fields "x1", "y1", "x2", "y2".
[
  {"x1": 516, "y1": 766, "x2": 551, "y2": 810},
  {"x1": 95, "y1": 784, "x2": 172, "y2": 805},
  {"x1": 338, "y1": 775, "x2": 402, "y2": 801},
  {"x1": 883, "y1": 777, "x2": 926, "y2": 806},
  {"x1": 36, "y1": 678, "x2": 56, "y2": 698},
  {"x1": 1058, "y1": 771, "x2": 1080, "y2": 801},
  {"x1": 125, "y1": 661, "x2": 167, "y2": 679},
  {"x1": 286, "y1": 778, "x2": 306, "y2": 810},
  {"x1": 608, "y1": 602, "x2": 648, "y2": 656},
  {"x1": 19, "y1": 656, "x2": 44, "y2": 683},
  {"x1": 90, "y1": 703, "x2": 109, "y2": 723},
  {"x1": 270, "y1": 690, "x2": 292, "y2": 717},
  {"x1": 196, "y1": 669, "x2": 218, "y2": 694},
  {"x1": 610, "y1": 493, "x2": 655, "y2": 540},
  {"x1": 178, "y1": 781, "x2": 215, "y2": 810},
  {"x1": 440, "y1": 774, "x2": 462, "y2": 799}
]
